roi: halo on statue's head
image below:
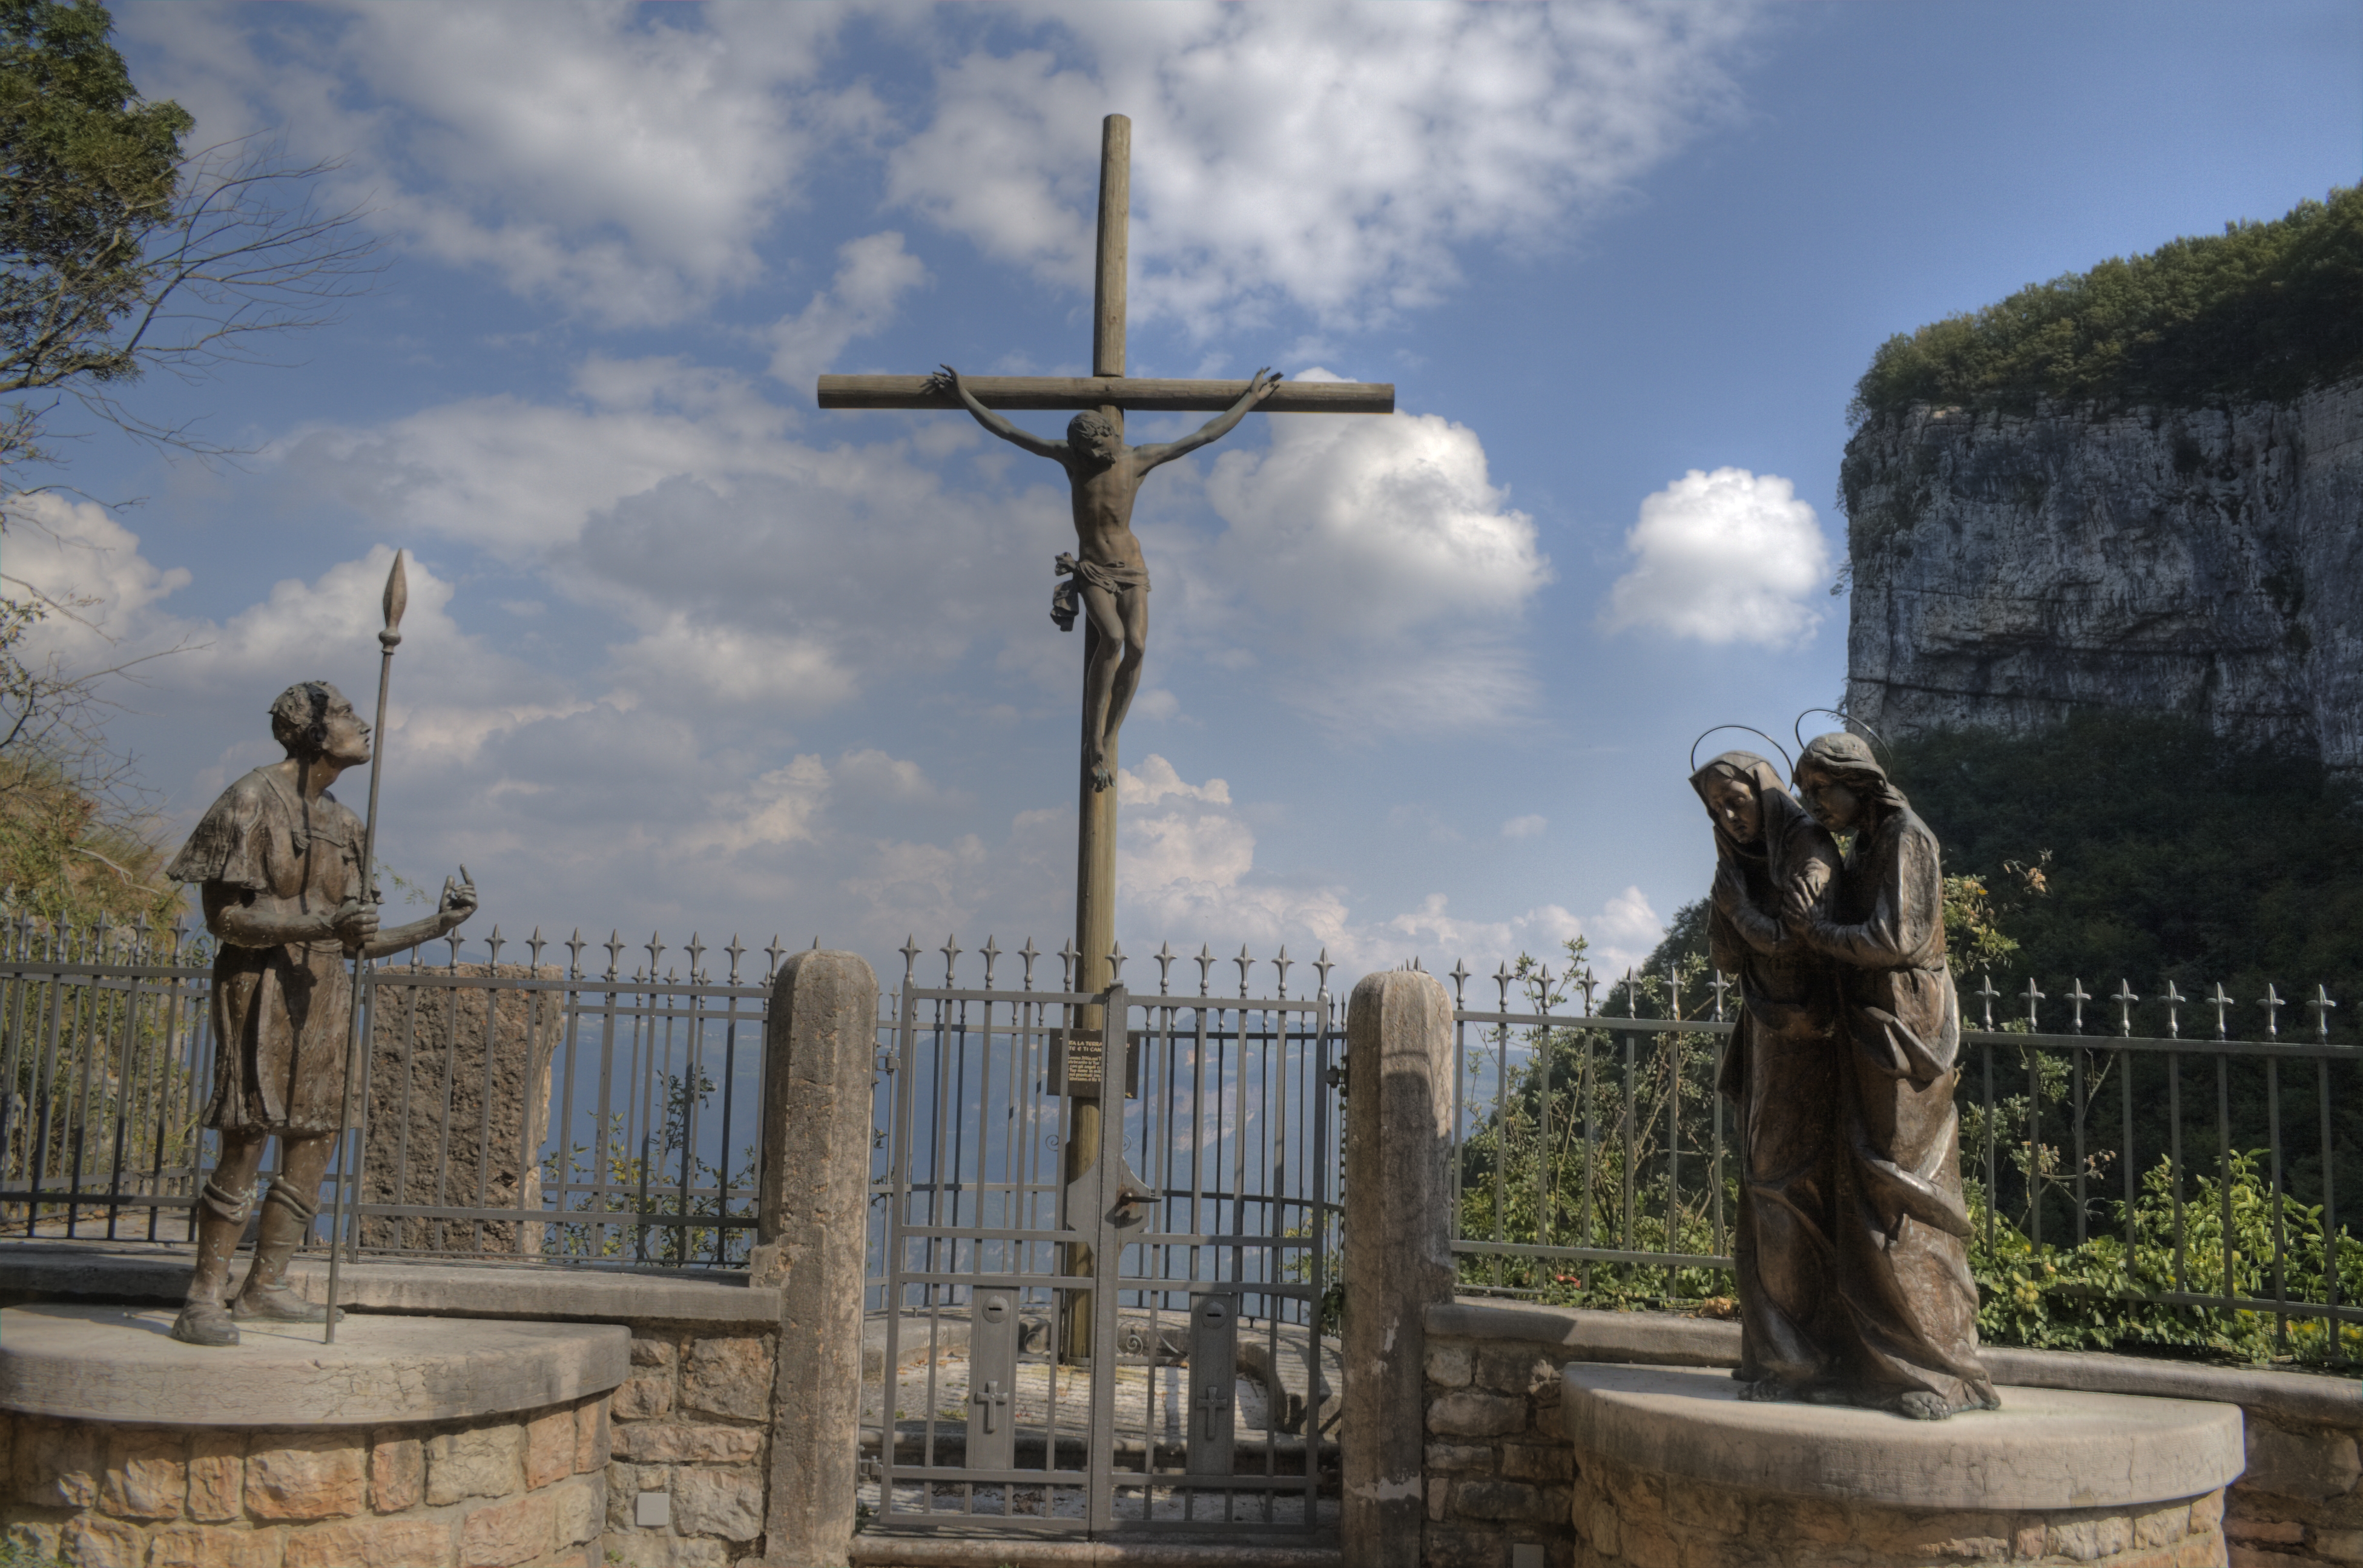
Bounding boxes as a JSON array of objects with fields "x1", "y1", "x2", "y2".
[
  {"x1": 1792, "y1": 708, "x2": 1889, "y2": 760},
  {"x1": 1688, "y1": 725, "x2": 1793, "y2": 777}
]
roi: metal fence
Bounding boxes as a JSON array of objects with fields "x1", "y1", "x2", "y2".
[
  {"x1": 0, "y1": 913, "x2": 777, "y2": 1269},
  {"x1": 1443, "y1": 958, "x2": 2361, "y2": 1358},
  {"x1": 862, "y1": 937, "x2": 1343, "y2": 1538}
]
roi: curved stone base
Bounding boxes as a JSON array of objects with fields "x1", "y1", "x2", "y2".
[
  {"x1": 0, "y1": 1304, "x2": 628, "y2": 1427},
  {"x1": 1563, "y1": 1365, "x2": 2242, "y2": 1567},
  {"x1": 0, "y1": 1306, "x2": 626, "y2": 1568}
]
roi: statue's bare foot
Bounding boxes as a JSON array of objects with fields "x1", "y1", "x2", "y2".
[
  {"x1": 1735, "y1": 1378, "x2": 1794, "y2": 1403},
  {"x1": 1090, "y1": 758, "x2": 1115, "y2": 792},
  {"x1": 170, "y1": 1302, "x2": 238, "y2": 1347},
  {"x1": 1893, "y1": 1391, "x2": 1952, "y2": 1421}
]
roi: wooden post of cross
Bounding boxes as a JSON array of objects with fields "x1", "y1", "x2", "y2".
[{"x1": 819, "y1": 114, "x2": 1393, "y2": 1359}]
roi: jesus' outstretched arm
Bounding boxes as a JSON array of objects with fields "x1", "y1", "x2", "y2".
[
  {"x1": 1133, "y1": 368, "x2": 1284, "y2": 468},
  {"x1": 926, "y1": 365, "x2": 1069, "y2": 463}
]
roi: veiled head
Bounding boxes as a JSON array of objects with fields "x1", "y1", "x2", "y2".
[{"x1": 1690, "y1": 750, "x2": 1787, "y2": 851}]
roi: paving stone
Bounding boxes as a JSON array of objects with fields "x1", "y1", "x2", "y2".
[
  {"x1": 2244, "y1": 1418, "x2": 2363, "y2": 1503},
  {"x1": 572, "y1": 1403, "x2": 606, "y2": 1475},
  {"x1": 3, "y1": 1523, "x2": 61, "y2": 1560},
  {"x1": 186, "y1": 1434, "x2": 246, "y2": 1523},
  {"x1": 245, "y1": 1434, "x2": 369, "y2": 1521},
  {"x1": 1501, "y1": 1443, "x2": 1574, "y2": 1484},
  {"x1": 552, "y1": 1475, "x2": 604, "y2": 1548},
  {"x1": 680, "y1": 1337, "x2": 772, "y2": 1423},
  {"x1": 611, "y1": 1423, "x2": 761, "y2": 1465},
  {"x1": 101, "y1": 1428, "x2": 186, "y2": 1519},
  {"x1": 20, "y1": 1418, "x2": 99, "y2": 1507},
  {"x1": 459, "y1": 1491, "x2": 555, "y2": 1568},
  {"x1": 372, "y1": 1435, "x2": 423, "y2": 1514},
  {"x1": 1425, "y1": 1344, "x2": 1474, "y2": 1389},
  {"x1": 1426, "y1": 1441, "x2": 1493, "y2": 1472},
  {"x1": 610, "y1": 1374, "x2": 673, "y2": 1423},
  {"x1": 161, "y1": 1501, "x2": 271, "y2": 1567},
  {"x1": 426, "y1": 1426, "x2": 523, "y2": 1507},
  {"x1": 1428, "y1": 1390, "x2": 1528, "y2": 1438},
  {"x1": 282, "y1": 1516, "x2": 452, "y2": 1568},
  {"x1": 61, "y1": 1515, "x2": 147, "y2": 1568},
  {"x1": 672, "y1": 1466, "x2": 763, "y2": 1541},
  {"x1": 523, "y1": 1410, "x2": 575, "y2": 1490},
  {"x1": 1455, "y1": 1478, "x2": 1540, "y2": 1521}
]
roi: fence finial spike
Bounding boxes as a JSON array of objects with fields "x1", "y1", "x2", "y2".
[{"x1": 2310, "y1": 984, "x2": 2338, "y2": 1043}]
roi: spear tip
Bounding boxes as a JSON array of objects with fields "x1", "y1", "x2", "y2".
[{"x1": 381, "y1": 550, "x2": 409, "y2": 647}]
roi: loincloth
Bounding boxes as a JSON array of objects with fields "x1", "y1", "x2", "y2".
[{"x1": 1050, "y1": 552, "x2": 1149, "y2": 631}]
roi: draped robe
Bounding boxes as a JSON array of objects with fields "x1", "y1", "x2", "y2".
[
  {"x1": 165, "y1": 768, "x2": 364, "y2": 1135},
  {"x1": 1695, "y1": 753, "x2": 1844, "y2": 1389},
  {"x1": 1813, "y1": 803, "x2": 1997, "y2": 1412}
]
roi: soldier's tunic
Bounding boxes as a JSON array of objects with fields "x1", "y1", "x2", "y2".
[{"x1": 165, "y1": 768, "x2": 363, "y2": 1135}]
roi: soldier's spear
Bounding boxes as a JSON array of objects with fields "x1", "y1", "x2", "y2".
[{"x1": 323, "y1": 550, "x2": 406, "y2": 1344}]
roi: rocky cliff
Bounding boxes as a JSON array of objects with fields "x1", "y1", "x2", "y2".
[{"x1": 1842, "y1": 374, "x2": 2363, "y2": 774}]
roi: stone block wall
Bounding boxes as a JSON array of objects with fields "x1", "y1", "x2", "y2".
[
  {"x1": 1566, "y1": 1451, "x2": 2225, "y2": 1568},
  {"x1": 1421, "y1": 1336, "x2": 1576, "y2": 1568},
  {"x1": 603, "y1": 1322, "x2": 777, "y2": 1568},
  {"x1": 1419, "y1": 1301, "x2": 2363, "y2": 1568},
  {"x1": 0, "y1": 1394, "x2": 606, "y2": 1568},
  {"x1": 2225, "y1": 1412, "x2": 2363, "y2": 1567}
]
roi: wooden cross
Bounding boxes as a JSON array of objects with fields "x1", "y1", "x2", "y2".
[
  {"x1": 819, "y1": 114, "x2": 1392, "y2": 1365},
  {"x1": 816, "y1": 114, "x2": 1392, "y2": 1014}
]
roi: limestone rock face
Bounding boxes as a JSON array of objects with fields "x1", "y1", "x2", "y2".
[{"x1": 1842, "y1": 375, "x2": 2363, "y2": 774}]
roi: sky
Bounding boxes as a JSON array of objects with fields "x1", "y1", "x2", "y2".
[{"x1": 4, "y1": 0, "x2": 2356, "y2": 990}]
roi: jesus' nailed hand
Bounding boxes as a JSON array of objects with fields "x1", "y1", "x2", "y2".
[{"x1": 925, "y1": 364, "x2": 1283, "y2": 792}]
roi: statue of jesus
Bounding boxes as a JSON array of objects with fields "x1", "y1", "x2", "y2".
[{"x1": 927, "y1": 364, "x2": 1280, "y2": 790}]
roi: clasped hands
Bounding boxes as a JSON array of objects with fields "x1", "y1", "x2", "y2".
[{"x1": 1712, "y1": 860, "x2": 1831, "y2": 955}]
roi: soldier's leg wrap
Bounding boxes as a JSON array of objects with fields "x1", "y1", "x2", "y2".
[
  {"x1": 174, "y1": 1136, "x2": 268, "y2": 1348},
  {"x1": 232, "y1": 1135, "x2": 341, "y2": 1323}
]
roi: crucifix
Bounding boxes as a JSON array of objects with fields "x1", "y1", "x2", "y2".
[{"x1": 819, "y1": 114, "x2": 1392, "y2": 1356}]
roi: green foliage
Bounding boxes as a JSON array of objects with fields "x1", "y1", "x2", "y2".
[
  {"x1": 1457, "y1": 937, "x2": 1734, "y2": 1309},
  {"x1": 0, "y1": 1538, "x2": 69, "y2": 1568},
  {"x1": 0, "y1": 0, "x2": 193, "y2": 401},
  {"x1": 540, "y1": 1064, "x2": 758, "y2": 1268},
  {"x1": 1884, "y1": 713, "x2": 2363, "y2": 1015},
  {"x1": 1850, "y1": 186, "x2": 2363, "y2": 421},
  {"x1": 0, "y1": 749, "x2": 180, "y2": 929},
  {"x1": 1971, "y1": 1150, "x2": 2363, "y2": 1366}
]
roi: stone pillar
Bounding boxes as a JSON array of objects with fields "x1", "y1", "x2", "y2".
[
  {"x1": 1343, "y1": 968, "x2": 1457, "y2": 1568},
  {"x1": 750, "y1": 950, "x2": 878, "y2": 1568}
]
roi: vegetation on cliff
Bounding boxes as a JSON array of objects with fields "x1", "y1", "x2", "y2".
[{"x1": 1850, "y1": 185, "x2": 2362, "y2": 420}]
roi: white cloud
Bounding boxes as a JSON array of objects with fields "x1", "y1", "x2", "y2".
[
  {"x1": 768, "y1": 231, "x2": 931, "y2": 390},
  {"x1": 1118, "y1": 754, "x2": 1230, "y2": 807},
  {"x1": 1501, "y1": 814, "x2": 1547, "y2": 839},
  {"x1": 1384, "y1": 884, "x2": 1663, "y2": 978},
  {"x1": 130, "y1": 2, "x2": 1755, "y2": 335},
  {"x1": 1601, "y1": 467, "x2": 1830, "y2": 648},
  {"x1": 889, "y1": 1, "x2": 1760, "y2": 335},
  {"x1": 125, "y1": 2, "x2": 869, "y2": 327},
  {"x1": 1196, "y1": 398, "x2": 1549, "y2": 731}
]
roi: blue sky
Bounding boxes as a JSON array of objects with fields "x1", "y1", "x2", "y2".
[{"x1": 10, "y1": 1, "x2": 2356, "y2": 985}]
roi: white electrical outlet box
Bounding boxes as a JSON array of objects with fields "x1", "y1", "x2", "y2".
[{"x1": 636, "y1": 1491, "x2": 671, "y2": 1528}]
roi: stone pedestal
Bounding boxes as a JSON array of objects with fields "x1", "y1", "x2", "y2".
[
  {"x1": 1561, "y1": 1363, "x2": 2244, "y2": 1567},
  {"x1": 0, "y1": 1303, "x2": 627, "y2": 1568}
]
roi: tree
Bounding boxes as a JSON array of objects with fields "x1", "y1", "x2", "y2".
[{"x1": 0, "y1": 0, "x2": 375, "y2": 927}]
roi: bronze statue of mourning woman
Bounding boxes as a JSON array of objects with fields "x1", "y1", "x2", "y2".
[{"x1": 1692, "y1": 725, "x2": 1996, "y2": 1420}]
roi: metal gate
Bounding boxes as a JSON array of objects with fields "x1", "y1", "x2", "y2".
[{"x1": 862, "y1": 944, "x2": 1342, "y2": 1543}]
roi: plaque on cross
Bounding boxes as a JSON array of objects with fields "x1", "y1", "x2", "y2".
[{"x1": 816, "y1": 114, "x2": 1394, "y2": 1012}]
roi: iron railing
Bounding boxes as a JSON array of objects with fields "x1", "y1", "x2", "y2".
[
  {"x1": 862, "y1": 936, "x2": 1343, "y2": 1536},
  {"x1": 1443, "y1": 958, "x2": 2361, "y2": 1357},
  {"x1": 0, "y1": 913, "x2": 777, "y2": 1269}
]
